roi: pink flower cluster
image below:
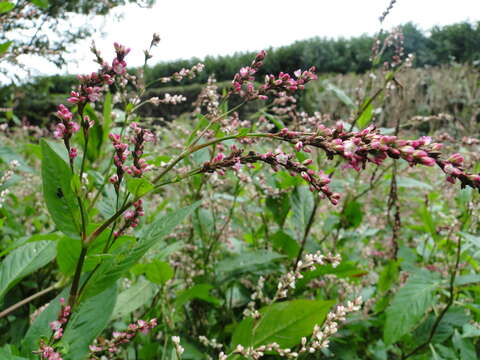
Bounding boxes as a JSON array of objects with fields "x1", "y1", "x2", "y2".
[
  {"x1": 35, "y1": 298, "x2": 71, "y2": 360},
  {"x1": 48, "y1": 298, "x2": 71, "y2": 340},
  {"x1": 37, "y1": 343, "x2": 63, "y2": 360},
  {"x1": 88, "y1": 318, "x2": 157, "y2": 359},
  {"x1": 274, "y1": 123, "x2": 480, "y2": 190},
  {"x1": 129, "y1": 122, "x2": 155, "y2": 177},
  {"x1": 109, "y1": 123, "x2": 154, "y2": 190},
  {"x1": 201, "y1": 147, "x2": 341, "y2": 204},
  {"x1": 53, "y1": 105, "x2": 80, "y2": 141},
  {"x1": 53, "y1": 43, "x2": 131, "y2": 149},
  {"x1": 231, "y1": 50, "x2": 267, "y2": 100},
  {"x1": 231, "y1": 50, "x2": 317, "y2": 100},
  {"x1": 260, "y1": 67, "x2": 318, "y2": 94},
  {"x1": 109, "y1": 133, "x2": 129, "y2": 191},
  {"x1": 114, "y1": 199, "x2": 144, "y2": 238}
]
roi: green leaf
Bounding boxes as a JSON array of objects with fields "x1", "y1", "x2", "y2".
[
  {"x1": 81, "y1": 202, "x2": 200, "y2": 299},
  {"x1": 83, "y1": 104, "x2": 102, "y2": 162},
  {"x1": 291, "y1": 186, "x2": 314, "y2": 237},
  {"x1": 41, "y1": 139, "x2": 81, "y2": 239},
  {"x1": 112, "y1": 278, "x2": 156, "y2": 319},
  {"x1": 397, "y1": 177, "x2": 433, "y2": 190},
  {"x1": 296, "y1": 261, "x2": 367, "y2": 291},
  {"x1": 145, "y1": 260, "x2": 174, "y2": 285},
  {"x1": 231, "y1": 299, "x2": 334, "y2": 349},
  {"x1": 357, "y1": 101, "x2": 373, "y2": 129},
  {"x1": 102, "y1": 92, "x2": 112, "y2": 145},
  {"x1": 56, "y1": 237, "x2": 82, "y2": 276},
  {"x1": 216, "y1": 250, "x2": 284, "y2": 277},
  {"x1": 384, "y1": 270, "x2": 440, "y2": 345},
  {"x1": 0, "y1": 2, "x2": 14, "y2": 13},
  {"x1": 452, "y1": 330, "x2": 476, "y2": 360},
  {"x1": 176, "y1": 284, "x2": 221, "y2": 308},
  {"x1": 323, "y1": 81, "x2": 356, "y2": 109},
  {"x1": 341, "y1": 200, "x2": 364, "y2": 229},
  {"x1": 126, "y1": 176, "x2": 154, "y2": 197},
  {"x1": 266, "y1": 194, "x2": 290, "y2": 227},
  {"x1": 63, "y1": 285, "x2": 117, "y2": 360},
  {"x1": 0, "y1": 241, "x2": 56, "y2": 302},
  {"x1": 377, "y1": 260, "x2": 399, "y2": 293},
  {"x1": 271, "y1": 230, "x2": 300, "y2": 259},
  {"x1": 0, "y1": 41, "x2": 12, "y2": 56},
  {"x1": 29, "y1": 0, "x2": 49, "y2": 9}
]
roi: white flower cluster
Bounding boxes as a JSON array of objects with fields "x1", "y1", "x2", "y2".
[
  {"x1": 243, "y1": 276, "x2": 267, "y2": 319},
  {"x1": 171, "y1": 336, "x2": 184, "y2": 357},
  {"x1": 275, "y1": 252, "x2": 341, "y2": 300},
  {"x1": 0, "y1": 160, "x2": 19, "y2": 208},
  {"x1": 198, "y1": 335, "x2": 223, "y2": 350},
  {"x1": 150, "y1": 93, "x2": 187, "y2": 106},
  {"x1": 304, "y1": 296, "x2": 363, "y2": 352},
  {"x1": 160, "y1": 63, "x2": 205, "y2": 83}
]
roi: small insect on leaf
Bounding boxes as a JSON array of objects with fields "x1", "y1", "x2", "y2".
[{"x1": 56, "y1": 188, "x2": 64, "y2": 198}]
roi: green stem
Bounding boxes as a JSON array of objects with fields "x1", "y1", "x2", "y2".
[{"x1": 68, "y1": 247, "x2": 88, "y2": 307}]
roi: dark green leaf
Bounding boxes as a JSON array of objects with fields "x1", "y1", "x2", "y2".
[
  {"x1": 63, "y1": 285, "x2": 117, "y2": 360},
  {"x1": 271, "y1": 230, "x2": 299, "y2": 259},
  {"x1": 291, "y1": 186, "x2": 314, "y2": 237},
  {"x1": 81, "y1": 202, "x2": 200, "y2": 299},
  {"x1": 41, "y1": 139, "x2": 81, "y2": 239}
]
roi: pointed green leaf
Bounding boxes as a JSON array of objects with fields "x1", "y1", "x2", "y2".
[
  {"x1": 384, "y1": 270, "x2": 440, "y2": 345},
  {"x1": 0, "y1": 2, "x2": 14, "y2": 14},
  {"x1": 41, "y1": 139, "x2": 81, "y2": 239},
  {"x1": 0, "y1": 241, "x2": 56, "y2": 302},
  {"x1": 63, "y1": 285, "x2": 117, "y2": 360},
  {"x1": 232, "y1": 299, "x2": 334, "y2": 349}
]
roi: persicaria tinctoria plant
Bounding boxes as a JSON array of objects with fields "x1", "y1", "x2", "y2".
[{"x1": 1, "y1": 27, "x2": 480, "y2": 360}]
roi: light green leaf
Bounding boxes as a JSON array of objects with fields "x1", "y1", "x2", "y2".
[
  {"x1": 452, "y1": 330, "x2": 476, "y2": 360},
  {"x1": 126, "y1": 176, "x2": 154, "y2": 197},
  {"x1": 112, "y1": 278, "x2": 156, "y2": 319},
  {"x1": 357, "y1": 101, "x2": 373, "y2": 129},
  {"x1": 384, "y1": 270, "x2": 440, "y2": 345},
  {"x1": 102, "y1": 92, "x2": 112, "y2": 144},
  {"x1": 41, "y1": 139, "x2": 81, "y2": 239},
  {"x1": 323, "y1": 81, "x2": 356, "y2": 109},
  {"x1": 0, "y1": 2, "x2": 14, "y2": 13},
  {"x1": 145, "y1": 260, "x2": 174, "y2": 285},
  {"x1": 29, "y1": 0, "x2": 49, "y2": 9},
  {"x1": 397, "y1": 177, "x2": 433, "y2": 190},
  {"x1": 0, "y1": 241, "x2": 56, "y2": 302},
  {"x1": 0, "y1": 41, "x2": 12, "y2": 56},
  {"x1": 231, "y1": 299, "x2": 334, "y2": 349}
]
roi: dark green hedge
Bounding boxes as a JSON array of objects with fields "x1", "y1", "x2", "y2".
[{"x1": 1, "y1": 21, "x2": 480, "y2": 126}]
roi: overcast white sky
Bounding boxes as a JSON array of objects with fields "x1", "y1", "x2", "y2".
[{"x1": 16, "y1": 0, "x2": 480, "y2": 77}]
